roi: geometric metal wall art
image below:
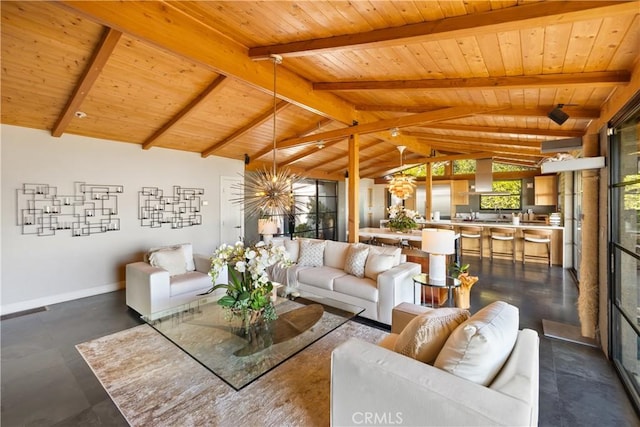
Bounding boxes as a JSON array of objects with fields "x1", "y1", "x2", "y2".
[
  {"x1": 17, "y1": 182, "x2": 123, "y2": 237},
  {"x1": 138, "y1": 186, "x2": 204, "y2": 228}
]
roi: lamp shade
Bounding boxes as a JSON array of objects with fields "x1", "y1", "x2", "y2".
[
  {"x1": 258, "y1": 219, "x2": 278, "y2": 235},
  {"x1": 421, "y1": 229, "x2": 455, "y2": 254}
]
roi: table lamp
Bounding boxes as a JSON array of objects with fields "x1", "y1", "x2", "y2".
[
  {"x1": 422, "y1": 229, "x2": 455, "y2": 285},
  {"x1": 258, "y1": 219, "x2": 278, "y2": 244}
]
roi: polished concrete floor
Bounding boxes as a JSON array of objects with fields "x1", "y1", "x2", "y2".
[{"x1": 1, "y1": 257, "x2": 639, "y2": 426}]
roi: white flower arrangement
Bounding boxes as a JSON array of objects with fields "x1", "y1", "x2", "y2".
[
  {"x1": 387, "y1": 204, "x2": 419, "y2": 231},
  {"x1": 208, "y1": 241, "x2": 292, "y2": 325}
]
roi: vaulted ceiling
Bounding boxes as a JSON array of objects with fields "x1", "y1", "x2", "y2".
[{"x1": 2, "y1": 1, "x2": 639, "y2": 180}]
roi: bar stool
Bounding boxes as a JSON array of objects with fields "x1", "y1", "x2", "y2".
[
  {"x1": 522, "y1": 229, "x2": 552, "y2": 266},
  {"x1": 459, "y1": 225, "x2": 483, "y2": 259},
  {"x1": 489, "y1": 227, "x2": 516, "y2": 263}
]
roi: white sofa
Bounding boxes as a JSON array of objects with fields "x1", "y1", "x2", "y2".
[
  {"x1": 125, "y1": 243, "x2": 226, "y2": 317},
  {"x1": 270, "y1": 238, "x2": 421, "y2": 325},
  {"x1": 331, "y1": 302, "x2": 539, "y2": 426}
]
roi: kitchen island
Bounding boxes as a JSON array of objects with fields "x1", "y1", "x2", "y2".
[{"x1": 417, "y1": 219, "x2": 565, "y2": 267}]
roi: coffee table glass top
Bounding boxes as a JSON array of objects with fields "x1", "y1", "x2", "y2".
[{"x1": 141, "y1": 293, "x2": 364, "y2": 390}]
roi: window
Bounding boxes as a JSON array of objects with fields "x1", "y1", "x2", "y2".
[
  {"x1": 479, "y1": 180, "x2": 522, "y2": 210},
  {"x1": 609, "y1": 96, "x2": 640, "y2": 412},
  {"x1": 284, "y1": 179, "x2": 337, "y2": 240},
  {"x1": 453, "y1": 159, "x2": 475, "y2": 174}
]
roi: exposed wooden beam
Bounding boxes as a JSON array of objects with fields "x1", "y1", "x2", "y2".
[
  {"x1": 278, "y1": 138, "x2": 344, "y2": 167},
  {"x1": 416, "y1": 124, "x2": 583, "y2": 138},
  {"x1": 59, "y1": 1, "x2": 356, "y2": 125},
  {"x1": 426, "y1": 140, "x2": 543, "y2": 158},
  {"x1": 251, "y1": 118, "x2": 334, "y2": 162},
  {"x1": 249, "y1": 1, "x2": 635, "y2": 58},
  {"x1": 370, "y1": 132, "x2": 433, "y2": 157},
  {"x1": 201, "y1": 100, "x2": 291, "y2": 157},
  {"x1": 314, "y1": 71, "x2": 630, "y2": 91},
  {"x1": 278, "y1": 107, "x2": 499, "y2": 149},
  {"x1": 421, "y1": 152, "x2": 496, "y2": 163},
  {"x1": 360, "y1": 152, "x2": 494, "y2": 178},
  {"x1": 372, "y1": 169, "x2": 541, "y2": 184},
  {"x1": 52, "y1": 27, "x2": 122, "y2": 137},
  {"x1": 348, "y1": 134, "x2": 360, "y2": 243},
  {"x1": 143, "y1": 75, "x2": 228, "y2": 150},
  {"x1": 320, "y1": 140, "x2": 382, "y2": 175},
  {"x1": 356, "y1": 105, "x2": 441, "y2": 114},
  {"x1": 481, "y1": 107, "x2": 600, "y2": 120},
  {"x1": 245, "y1": 160, "x2": 344, "y2": 181},
  {"x1": 493, "y1": 157, "x2": 541, "y2": 168},
  {"x1": 357, "y1": 105, "x2": 600, "y2": 119},
  {"x1": 406, "y1": 131, "x2": 543, "y2": 149}
]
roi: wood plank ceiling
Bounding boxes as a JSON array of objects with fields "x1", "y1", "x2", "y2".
[{"x1": 2, "y1": 1, "x2": 639, "y2": 180}]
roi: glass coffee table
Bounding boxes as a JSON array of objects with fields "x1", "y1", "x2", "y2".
[{"x1": 141, "y1": 292, "x2": 363, "y2": 390}]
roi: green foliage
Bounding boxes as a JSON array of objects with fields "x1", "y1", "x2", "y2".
[
  {"x1": 405, "y1": 160, "x2": 534, "y2": 178},
  {"x1": 432, "y1": 162, "x2": 446, "y2": 176},
  {"x1": 623, "y1": 174, "x2": 640, "y2": 210},
  {"x1": 453, "y1": 159, "x2": 475, "y2": 174},
  {"x1": 448, "y1": 261, "x2": 470, "y2": 277},
  {"x1": 403, "y1": 164, "x2": 426, "y2": 177},
  {"x1": 480, "y1": 180, "x2": 522, "y2": 210},
  {"x1": 493, "y1": 162, "x2": 535, "y2": 172}
]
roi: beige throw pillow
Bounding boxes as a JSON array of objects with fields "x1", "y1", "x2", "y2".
[
  {"x1": 364, "y1": 254, "x2": 396, "y2": 281},
  {"x1": 147, "y1": 243, "x2": 195, "y2": 272},
  {"x1": 434, "y1": 301, "x2": 519, "y2": 386},
  {"x1": 343, "y1": 244, "x2": 369, "y2": 278},
  {"x1": 149, "y1": 248, "x2": 188, "y2": 276},
  {"x1": 283, "y1": 239, "x2": 300, "y2": 263},
  {"x1": 297, "y1": 239, "x2": 326, "y2": 267},
  {"x1": 394, "y1": 308, "x2": 470, "y2": 365}
]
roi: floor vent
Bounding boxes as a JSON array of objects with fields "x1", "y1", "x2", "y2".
[{"x1": 1, "y1": 306, "x2": 48, "y2": 320}]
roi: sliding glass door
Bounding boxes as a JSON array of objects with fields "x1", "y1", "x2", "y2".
[{"x1": 609, "y1": 96, "x2": 640, "y2": 412}]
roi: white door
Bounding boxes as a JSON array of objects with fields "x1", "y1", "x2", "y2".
[{"x1": 220, "y1": 176, "x2": 244, "y2": 244}]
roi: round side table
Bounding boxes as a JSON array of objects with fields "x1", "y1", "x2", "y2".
[{"x1": 412, "y1": 273, "x2": 460, "y2": 307}]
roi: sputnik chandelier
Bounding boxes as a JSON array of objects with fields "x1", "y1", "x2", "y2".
[
  {"x1": 388, "y1": 145, "x2": 416, "y2": 200},
  {"x1": 235, "y1": 55, "x2": 304, "y2": 218}
]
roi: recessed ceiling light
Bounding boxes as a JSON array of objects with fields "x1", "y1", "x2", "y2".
[{"x1": 74, "y1": 111, "x2": 87, "y2": 119}]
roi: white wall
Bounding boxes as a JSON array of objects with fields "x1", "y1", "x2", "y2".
[{"x1": 1, "y1": 125, "x2": 243, "y2": 315}]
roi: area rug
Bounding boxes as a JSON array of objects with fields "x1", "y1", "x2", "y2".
[{"x1": 76, "y1": 321, "x2": 387, "y2": 426}]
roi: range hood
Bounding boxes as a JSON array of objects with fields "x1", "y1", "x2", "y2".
[{"x1": 463, "y1": 158, "x2": 510, "y2": 196}]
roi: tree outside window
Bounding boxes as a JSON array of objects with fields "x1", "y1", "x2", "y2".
[{"x1": 480, "y1": 180, "x2": 522, "y2": 210}]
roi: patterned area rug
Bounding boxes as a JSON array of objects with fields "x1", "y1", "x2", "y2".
[{"x1": 76, "y1": 321, "x2": 387, "y2": 426}]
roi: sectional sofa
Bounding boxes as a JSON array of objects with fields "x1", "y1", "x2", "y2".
[{"x1": 270, "y1": 238, "x2": 421, "y2": 325}]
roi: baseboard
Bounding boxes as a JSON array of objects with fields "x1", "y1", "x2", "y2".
[{"x1": 0, "y1": 282, "x2": 124, "y2": 316}]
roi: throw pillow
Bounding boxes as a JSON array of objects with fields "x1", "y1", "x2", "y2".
[
  {"x1": 283, "y1": 239, "x2": 299, "y2": 263},
  {"x1": 343, "y1": 244, "x2": 369, "y2": 278},
  {"x1": 297, "y1": 239, "x2": 326, "y2": 267},
  {"x1": 178, "y1": 243, "x2": 196, "y2": 272},
  {"x1": 364, "y1": 254, "x2": 396, "y2": 281},
  {"x1": 394, "y1": 308, "x2": 470, "y2": 365},
  {"x1": 434, "y1": 301, "x2": 519, "y2": 386},
  {"x1": 147, "y1": 243, "x2": 195, "y2": 272},
  {"x1": 367, "y1": 245, "x2": 402, "y2": 266},
  {"x1": 149, "y1": 247, "x2": 188, "y2": 276}
]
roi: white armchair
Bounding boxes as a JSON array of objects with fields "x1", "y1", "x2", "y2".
[{"x1": 125, "y1": 244, "x2": 226, "y2": 318}]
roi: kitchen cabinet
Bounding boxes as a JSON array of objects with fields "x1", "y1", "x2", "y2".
[
  {"x1": 451, "y1": 180, "x2": 469, "y2": 205},
  {"x1": 534, "y1": 175, "x2": 557, "y2": 206}
]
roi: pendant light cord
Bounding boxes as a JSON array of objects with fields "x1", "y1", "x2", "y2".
[{"x1": 271, "y1": 55, "x2": 282, "y2": 176}]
